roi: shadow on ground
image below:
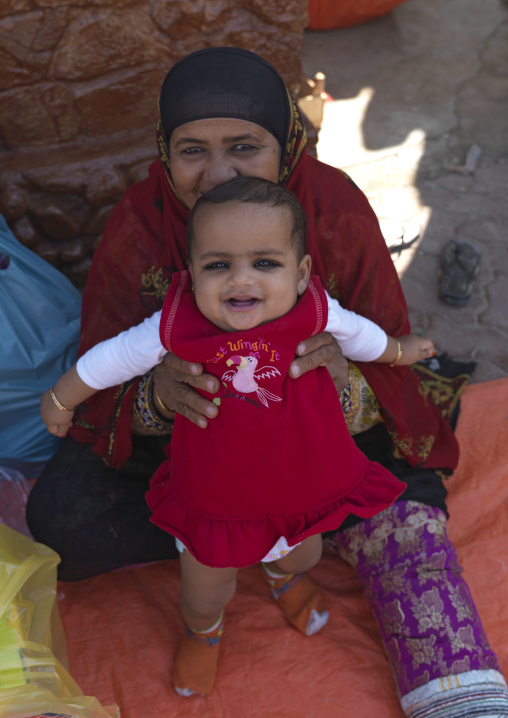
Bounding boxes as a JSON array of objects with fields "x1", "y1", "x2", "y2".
[{"x1": 303, "y1": 0, "x2": 508, "y2": 382}]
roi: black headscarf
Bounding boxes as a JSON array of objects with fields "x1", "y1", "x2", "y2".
[{"x1": 158, "y1": 47, "x2": 290, "y2": 149}]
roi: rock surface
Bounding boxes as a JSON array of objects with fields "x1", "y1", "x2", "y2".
[{"x1": 0, "y1": 0, "x2": 307, "y2": 284}]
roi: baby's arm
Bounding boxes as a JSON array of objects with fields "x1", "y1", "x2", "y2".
[
  {"x1": 325, "y1": 293, "x2": 434, "y2": 366},
  {"x1": 40, "y1": 367, "x2": 97, "y2": 437},
  {"x1": 376, "y1": 334, "x2": 434, "y2": 366},
  {"x1": 40, "y1": 310, "x2": 165, "y2": 437}
]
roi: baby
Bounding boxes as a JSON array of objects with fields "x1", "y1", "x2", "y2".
[{"x1": 41, "y1": 176, "x2": 434, "y2": 697}]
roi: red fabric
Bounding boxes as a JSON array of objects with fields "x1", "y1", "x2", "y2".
[
  {"x1": 288, "y1": 156, "x2": 458, "y2": 469},
  {"x1": 146, "y1": 271, "x2": 405, "y2": 567},
  {"x1": 70, "y1": 150, "x2": 457, "y2": 471},
  {"x1": 69, "y1": 160, "x2": 189, "y2": 466}
]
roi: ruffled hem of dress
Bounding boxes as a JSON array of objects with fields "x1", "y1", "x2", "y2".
[{"x1": 146, "y1": 462, "x2": 405, "y2": 568}]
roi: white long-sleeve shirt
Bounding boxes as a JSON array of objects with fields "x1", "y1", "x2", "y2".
[{"x1": 77, "y1": 292, "x2": 387, "y2": 390}]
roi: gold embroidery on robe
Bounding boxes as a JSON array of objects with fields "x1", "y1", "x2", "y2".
[{"x1": 141, "y1": 266, "x2": 170, "y2": 303}]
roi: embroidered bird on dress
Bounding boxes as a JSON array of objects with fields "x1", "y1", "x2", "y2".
[{"x1": 222, "y1": 355, "x2": 282, "y2": 407}]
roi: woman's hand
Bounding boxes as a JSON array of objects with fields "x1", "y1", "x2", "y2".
[
  {"x1": 288, "y1": 332, "x2": 349, "y2": 393},
  {"x1": 153, "y1": 353, "x2": 221, "y2": 428},
  {"x1": 153, "y1": 335, "x2": 348, "y2": 428}
]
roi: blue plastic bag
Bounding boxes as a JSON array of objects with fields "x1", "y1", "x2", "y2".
[{"x1": 0, "y1": 214, "x2": 81, "y2": 476}]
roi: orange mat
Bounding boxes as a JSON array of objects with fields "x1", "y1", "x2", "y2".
[
  {"x1": 58, "y1": 379, "x2": 508, "y2": 717},
  {"x1": 307, "y1": 0, "x2": 408, "y2": 31}
]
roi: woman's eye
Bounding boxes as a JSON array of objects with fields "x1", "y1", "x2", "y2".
[
  {"x1": 233, "y1": 144, "x2": 256, "y2": 152},
  {"x1": 182, "y1": 146, "x2": 203, "y2": 155}
]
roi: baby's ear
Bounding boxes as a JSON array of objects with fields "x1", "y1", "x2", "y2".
[{"x1": 297, "y1": 254, "x2": 312, "y2": 295}]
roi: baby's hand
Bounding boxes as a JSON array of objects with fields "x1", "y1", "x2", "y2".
[
  {"x1": 40, "y1": 389, "x2": 74, "y2": 438},
  {"x1": 397, "y1": 335, "x2": 435, "y2": 365}
]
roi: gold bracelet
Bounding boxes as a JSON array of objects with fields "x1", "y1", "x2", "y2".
[
  {"x1": 50, "y1": 387, "x2": 74, "y2": 412},
  {"x1": 390, "y1": 340, "x2": 403, "y2": 367},
  {"x1": 153, "y1": 387, "x2": 175, "y2": 415}
]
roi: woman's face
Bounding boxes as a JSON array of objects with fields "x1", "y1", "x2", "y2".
[{"x1": 169, "y1": 118, "x2": 282, "y2": 209}]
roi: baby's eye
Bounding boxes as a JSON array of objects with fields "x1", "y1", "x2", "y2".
[
  {"x1": 204, "y1": 261, "x2": 229, "y2": 270},
  {"x1": 254, "y1": 259, "x2": 280, "y2": 269}
]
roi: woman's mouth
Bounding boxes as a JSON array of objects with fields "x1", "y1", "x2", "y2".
[{"x1": 225, "y1": 297, "x2": 261, "y2": 312}]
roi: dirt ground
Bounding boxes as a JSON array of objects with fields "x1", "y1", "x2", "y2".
[{"x1": 302, "y1": 0, "x2": 508, "y2": 383}]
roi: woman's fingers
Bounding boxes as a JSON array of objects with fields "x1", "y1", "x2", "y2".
[
  {"x1": 168, "y1": 377, "x2": 219, "y2": 428},
  {"x1": 326, "y1": 344, "x2": 350, "y2": 392},
  {"x1": 154, "y1": 357, "x2": 220, "y2": 429},
  {"x1": 156, "y1": 336, "x2": 350, "y2": 427},
  {"x1": 162, "y1": 352, "x2": 219, "y2": 393},
  {"x1": 289, "y1": 332, "x2": 349, "y2": 392}
]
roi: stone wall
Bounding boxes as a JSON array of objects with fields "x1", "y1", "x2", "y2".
[{"x1": 0, "y1": 0, "x2": 308, "y2": 285}]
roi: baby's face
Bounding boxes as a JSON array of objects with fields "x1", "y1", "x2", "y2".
[{"x1": 188, "y1": 201, "x2": 311, "y2": 332}]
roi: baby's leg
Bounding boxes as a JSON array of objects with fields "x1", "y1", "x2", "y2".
[
  {"x1": 263, "y1": 534, "x2": 329, "y2": 636},
  {"x1": 173, "y1": 549, "x2": 238, "y2": 697}
]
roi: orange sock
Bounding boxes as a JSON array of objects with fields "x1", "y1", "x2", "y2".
[
  {"x1": 172, "y1": 613, "x2": 224, "y2": 697},
  {"x1": 262, "y1": 564, "x2": 329, "y2": 636}
]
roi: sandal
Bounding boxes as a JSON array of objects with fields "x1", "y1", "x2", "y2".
[{"x1": 439, "y1": 240, "x2": 481, "y2": 306}]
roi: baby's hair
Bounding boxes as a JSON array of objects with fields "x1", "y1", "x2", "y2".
[{"x1": 186, "y1": 176, "x2": 308, "y2": 261}]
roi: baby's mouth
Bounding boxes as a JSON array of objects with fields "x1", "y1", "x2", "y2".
[{"x1": 226, "y1": 297, "x2": 261, "y2": 312}]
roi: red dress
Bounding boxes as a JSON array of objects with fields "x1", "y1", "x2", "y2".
[{"x1": 146, "y1": 271, "x2": 405, "y2": 568}]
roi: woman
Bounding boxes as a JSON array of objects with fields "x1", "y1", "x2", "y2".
[{"x1": 27, "y1": 48, "x2": 508, "y2": 715}]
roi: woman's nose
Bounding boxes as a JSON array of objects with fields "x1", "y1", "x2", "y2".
[{"x1": 204, "y1": 152, "x2": 237, "y2": 188}]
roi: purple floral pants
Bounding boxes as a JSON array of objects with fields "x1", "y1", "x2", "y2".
[{"x1": 328, "y1": 501, "x2": 508, "y2": 717}]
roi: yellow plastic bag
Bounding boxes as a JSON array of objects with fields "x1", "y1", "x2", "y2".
[{"x1": 0, "y1": 523, "x2": 119, "y2": 718}]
